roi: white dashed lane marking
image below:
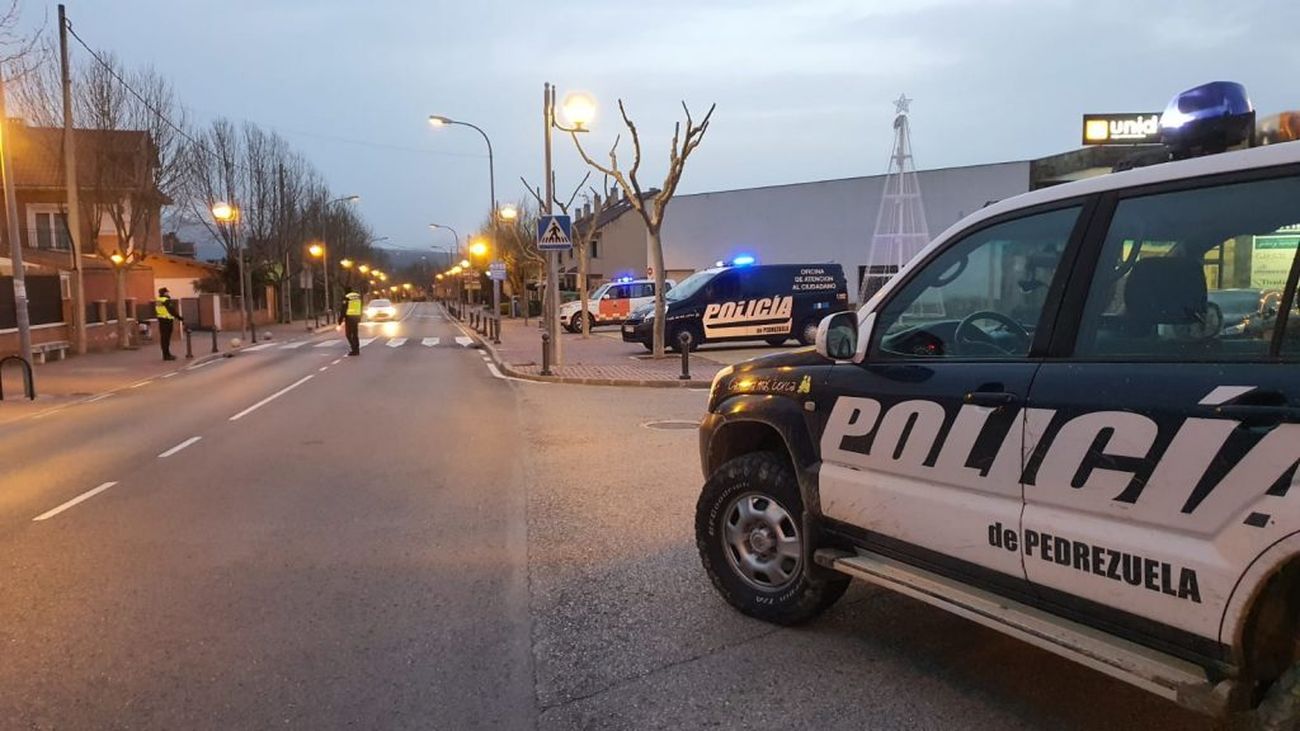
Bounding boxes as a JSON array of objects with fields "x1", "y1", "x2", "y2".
[
  {"x1": 228, "y1": 375, "x2": 315, "y2": 422},
  {"x1": 158, "y1": 436, "x2": 202, "y2": 458},
  {"x1": 33, "y1": 482, "x2": 119, "y2": 522},
  {"x1": 387, "y1": 338, "x2": 407, "y2": 348},
  {"x1": 314, "y1": 341, "x2": 341, "y2": 348}
]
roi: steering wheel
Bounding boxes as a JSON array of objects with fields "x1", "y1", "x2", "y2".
[{"x1": 954, "y1": 311, "x2": 1031, "y2": 355}]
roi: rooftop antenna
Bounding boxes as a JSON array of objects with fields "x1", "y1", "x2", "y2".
[{"x1": 861, "y1": 94, "x2": 931, "y2": 305}]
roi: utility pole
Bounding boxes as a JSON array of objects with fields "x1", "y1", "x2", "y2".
[
  {"x1": 543, "y1": 83, "x2": 561, "y2": 366},
  {"x1": 0, "y1": 73, "x2": 33, "y2": 367},
  {"x1": 59, "y1": 4, "x2": 87, "y2": 355}
]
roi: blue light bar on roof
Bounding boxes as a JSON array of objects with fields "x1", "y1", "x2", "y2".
[{"x1": 731, "y1": 255, "x2": 756, "y2": 266}]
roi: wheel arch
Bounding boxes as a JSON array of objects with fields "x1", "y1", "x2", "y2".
[
  {"x1": 1221, "y1": 530, "x2": 1300, "y2": 705},
  {"x1": 704, "y1": 398, "x2": 823, "y2": 514}
]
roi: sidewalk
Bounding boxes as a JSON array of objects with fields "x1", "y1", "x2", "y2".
[
  {"x1": 0, "y1": 319, "x2": 333, "y2": 422},
  {"x1": 466, "y1": 312, "x2": 724, "y2": 387}
]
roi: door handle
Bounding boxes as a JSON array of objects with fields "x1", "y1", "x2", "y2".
[
  {"x1": 964, "y1": 391, "x2": 1020, "y2": 407},
  {"x1": 1213, "y1": 404, "x2": 1300, "y2": 422}
]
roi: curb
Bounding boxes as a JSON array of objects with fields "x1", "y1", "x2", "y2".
[{"x1": 445, "y1": 306, "x2": 712, "y2": 388}]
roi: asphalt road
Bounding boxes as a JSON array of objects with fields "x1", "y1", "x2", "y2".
[{"x1": 0, "y1": 302, "x2": 1213, "y2": 729}]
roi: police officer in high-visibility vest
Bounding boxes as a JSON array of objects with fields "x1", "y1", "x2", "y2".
[
  {"x1": 155, "y1": 287, "x2": 182, "y2": 361},
  {"x1": 340, "y1": 288, "x2": 362, "y2": 355}
]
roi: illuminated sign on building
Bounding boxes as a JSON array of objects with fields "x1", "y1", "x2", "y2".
[{"x1": 1082, "y1": 113, "x2": 1163, "y2": 145}]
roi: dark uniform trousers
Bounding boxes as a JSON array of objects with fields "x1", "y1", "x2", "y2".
[
  {"x1": 344, "y1": 316, "x2": 360, "y2": 354},
  {"x1": 159, "y1": 318, "x2": 175, "y2": 358}
]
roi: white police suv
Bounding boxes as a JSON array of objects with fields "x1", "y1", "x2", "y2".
[{"x1": 695, "y1": 83, "x2": 1300, "y2": 726}]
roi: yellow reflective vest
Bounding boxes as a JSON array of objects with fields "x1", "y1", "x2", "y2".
[
  {"x1": 345, "y1": 295, "x2": 362, "y2": 317},
  {"x1": 155, "y1": 297, "x2": 174, "y2": 320}
]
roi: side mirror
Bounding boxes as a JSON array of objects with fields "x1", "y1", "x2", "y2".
[
  {"x1": 817, "y1": 311, "x2": 861, "y2": 361},
  {"x1": 602, "y1": 293, "x2": 612, "y2": 300}
]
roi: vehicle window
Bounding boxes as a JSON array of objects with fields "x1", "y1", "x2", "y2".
[
  {"x1": 1074, "y1": 175, "x2": 1300, "y2": 360},
  {"x1": 588, "y1": 284, "x2": 609, "y2": 300},
  {"x1": 606, "y1": 285, "x2": 629, "y2": 300},
  {"x1": 633, "y1": 283, "x2": 654, "y2": 298},
  {"x1": 874, "y1": 207, "x2": 1078, "y2": 359},
  {"x1": 667, "y1": 270, "x2": 718, "y2": 301},
  {"x1": 707, "y1": 272, "x2": 741, "y2": 301}
]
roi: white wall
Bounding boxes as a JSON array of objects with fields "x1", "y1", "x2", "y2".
[{"x1": 658, "y1": 161, "x2": 1032, "y2": 297}]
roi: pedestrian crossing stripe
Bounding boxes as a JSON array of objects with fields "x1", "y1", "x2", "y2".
[
  {"x1": 243, "y1": 342, "x2": 276, "y2": 352},
  {"x1": 273, "y1": 337, "x2": 478, "y2": 350},
  {"x1": 387, "y1": 338, "x2": 407, "y2": 347},
  {"x1": 422, "y1": 337, "x2": 440, "y2": 346},
  {"x1": 360, "y1": 338, "x2": 376, "y2": 347},
  {"x1": 280, "y1": 341, "x2": 308, "y2": 349},
  {"x1": 454, "y1": 336, "x2": 473, "y2": 347},
  {"x1": 315, "y1": 340, "x2": 342, "y2": 348}
]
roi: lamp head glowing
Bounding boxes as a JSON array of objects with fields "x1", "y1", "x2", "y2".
[
  {"x1": 561, "y1": 92, "x2": 596, "y2": 130},
  {"x1": 308, "y1": 243, "x2": 324, "y2": 258},
  {"x1": 211, "y1": 202, "x2": 236, "y2": 222},
  {"x1": 428, "y1": 115, "x2": 452, "y2": 127}
]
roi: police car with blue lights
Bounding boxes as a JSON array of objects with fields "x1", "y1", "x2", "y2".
[
  {"x1": 621, "y1": 258, "x2": 849, "y2": 350},
  {"x1": 694, "y1": 82, "x2": 1300, "y2": 726}
]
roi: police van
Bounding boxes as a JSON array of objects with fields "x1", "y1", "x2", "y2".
[
  {"x1": 694, "y1": 82, "x2": 1300, "y2": 725},
  {"x1": 621, "y1": 259, "x2": 849, "y2": 350}
]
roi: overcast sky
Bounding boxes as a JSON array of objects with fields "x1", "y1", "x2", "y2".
[{"x1": 24, "y1": 0, "x2": 1300, "y2": 254}]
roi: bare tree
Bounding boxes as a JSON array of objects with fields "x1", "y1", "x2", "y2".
[
  {"x1": 570, "y1": 99, "x2": 715, "y2": 356},
  {"x1": 73, "y1": 53, "x2": 186, "y2": 347}
]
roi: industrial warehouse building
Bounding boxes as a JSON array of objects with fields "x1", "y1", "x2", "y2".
[{"x1": 574, "y1": 146, "x2": 1141, "y2": 301}]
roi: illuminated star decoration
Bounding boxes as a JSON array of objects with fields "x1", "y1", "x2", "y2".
[{"x1": 894, "y1": 94, "x2": 912, "y2": 115}]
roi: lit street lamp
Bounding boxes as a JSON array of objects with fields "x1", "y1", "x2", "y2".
[
  {"x1": 308, "y1": 242, "x2": 330, "y2": 315},
  {"x1": 212, "y1": 201, "x2": 254, "y2": 344}
]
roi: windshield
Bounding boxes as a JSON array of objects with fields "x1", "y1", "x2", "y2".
[
  {"x1": 665, "y1": 269, "x2": 721, "y2": 301},
  {"x1": 588, "y1": 284, "x2": 610, "y2": 301}
]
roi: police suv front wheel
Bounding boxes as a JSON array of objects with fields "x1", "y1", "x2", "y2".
[{"x1": 695, "y1": 452, "x2": 848, "y2": 625}]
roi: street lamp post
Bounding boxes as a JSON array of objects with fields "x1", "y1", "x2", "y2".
[
  {"x1": 308, "y1": 242, "x2": 328, "y2": 321},
  {"x1": 428, "y1": 117, "x2": 502, "y2": 316},
  {"x1": 542, "y1": 84, "x2": 595, "y2": 367},
  {"x1": 430, "y1": 223, "x2": 461, "y2": 305},
  {"x1": 212, "y1": 201, "x2": 254, "y2": 345}
]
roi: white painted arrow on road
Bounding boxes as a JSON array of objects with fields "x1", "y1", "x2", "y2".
[{"x1": 455, "y1": 336, "x2": 472, "y2": 347}]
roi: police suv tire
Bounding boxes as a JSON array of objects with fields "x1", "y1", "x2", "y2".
[
  {"x1": 1250, "y1": 662, "x2": 1300, "y2": 731},
  {"x1": 670, "y1": 323, "x2": 703, "y2": 352},
  {"x1": 797, "y1": 319, "x2": 819, "y2": 346},
  {"x1": 695, "y1": 452, "x2": 848, "y2": 626},
  {"x1": 765, "y1": 337, "x2": 788, "y2": 346}
]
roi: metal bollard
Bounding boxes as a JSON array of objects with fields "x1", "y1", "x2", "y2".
[
  {"x1": 185, "y1": 327, "x2": 194, "y2": 359},
  {"x1": 211, "y1": 329, "x2": 220, "y2": 354},
  {"x1": 541, "y1": 331, "x2": 552, "y2": 376},
  {"x1": 678, "y1": 331, "x2": 692, "y2": 380},
  {"x1": 0, "y1": 354, "x2": 36, "y2": 401},
  {"x1": 493, "y1": 316, "x2": 501, "y2": 345}
]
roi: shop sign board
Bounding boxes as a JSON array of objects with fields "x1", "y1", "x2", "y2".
[{"x1": 1082, "y1": 113, "x2": 1163, "y2": 145}]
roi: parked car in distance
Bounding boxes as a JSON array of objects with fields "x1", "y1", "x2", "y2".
[{"x1": 560, "y1": 278, "x2": 673, "y2": 333}]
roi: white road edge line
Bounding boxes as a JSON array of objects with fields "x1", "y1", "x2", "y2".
[
  {"x1": 158, "y1": 436, "x2": 202, "y2": 458},
  {"x1": 331, "y1": 358, "x2": 342, "y2": 365},
  {"x1": 130, "y1": 380, "x2": 153, "y2": 389},
  {"x1": 85, "y1": 392, "x2": 114, "y2": 403},
  {"x1": 33, "y1": 481, "x2": 119, "y2": 522},
  {"x1": 228, "y1": 375, "x2": 314, "y2": 421},
  {"x1": 162, "y1": 372, "x2": 178, "y2": 379},
  {"x1": 319, "y1": 366, "x2": 329, "y2": 372}
]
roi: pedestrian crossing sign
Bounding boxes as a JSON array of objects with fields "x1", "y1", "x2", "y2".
[{"x1": 536, "y1": 215, "x2": 572, "y2": 251}]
